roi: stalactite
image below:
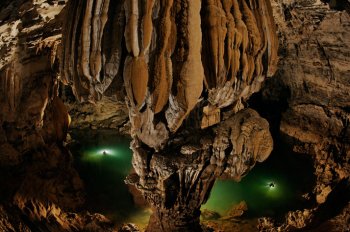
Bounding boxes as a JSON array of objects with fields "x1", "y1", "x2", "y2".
[
  {"x1": 250, "y1": 0, "x2": 268, "y2": 81},
  {"x1": 90, "y1": 0, "x2": 110, "y2": 83},
  {"x1": 242, "y1": 0, "x2": 261, "y2": 84},
  {"x1": 61, "y1": 0, "x2": 278, "y2": 147},
  {"x1": 81, "y1": 0, "x2": 94, "y2": 85},
  {"x1": 123, "y1": 57, "x2": 149, "y2": 108},
  {"x1": 97, "y1": 0, "x2": 125, "y2": 94},
  {"x1": 232, "y1": 0, "x2": 249, "y2": 82},
  {"x1": 124, "y1": 0, "x2": 140, "y2": 57},
  {"x1": 263, "y1": 0, "x2": 279, "y2": 77},
  {"x1": 202, "y1": 0, "x2": 227, "y2": 88},
  {"x1": 141, "y1": 0, "x2": 155, "y2": 55},
  {"x1": 222, "y1": 0, "x2": 235, "y2": 81},
  {"x1": 165, "y1": 0, "x2": 204, "y2": 132},
  {"x1": 151, "y1": 0, "x2": 174, "y2": 114},
  {"x1": 61, "y1": 0, "x2": 83, "y2": 86}
]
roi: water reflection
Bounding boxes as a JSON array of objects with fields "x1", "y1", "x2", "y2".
[
  {"x1": 68, "y1": 129, "x2": 315, "y2": 230},
  {"x1": 203, "y1": 148, "x2": 315, "y2": 219},
  {"x1": 68, "y1": 129, "x2": 151, "y2": 229}
]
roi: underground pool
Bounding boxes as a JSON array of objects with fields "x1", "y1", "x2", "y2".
[{"x1": 68, "y1": 129, "x2": 315, "y2": 230}]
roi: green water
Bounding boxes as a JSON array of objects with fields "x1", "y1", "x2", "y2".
[
  {"x1": 203, "y1": 147, "x2": 315, "y2": 218},
  {"x1": 69, "y1": 129, "x2": 315, "y2": 227},
  {"x1": 69, "y1": 129, "x2": 150, "y2": 228}
]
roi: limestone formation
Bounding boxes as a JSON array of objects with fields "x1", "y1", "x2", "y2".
[
  {"x1": 6, "y1": 0, "x2": 349, "y2": 231},
  {"x1": 126, "y1": 109, "x2": 273, "y2": 231},
  {"x1": 0, "y1": 0, "x2": 279, "y2": 231},
  {"x1": 255, "y1": 0, "x2": 350, "y2": 230},
  {"x1": 61, "y1": 0, "x2": 279, "y2": 151},
  {"x1": 61, "y1": 0, "x2": 125, "y2": 101},
  {"x1": 202, "y1": 0, "x2": 278, "y2": 111}
]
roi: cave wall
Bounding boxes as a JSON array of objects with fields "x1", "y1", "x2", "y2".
[
  {"x1": 274, "y1": 0, "x2": 350, "y2": 204},
  {"x1": 0, "y1": 0, "x2": 349, "y2": 231},
  {"x1": 0, "y1": 1, "x2": 117, "y2": 231},
  {"x1": 256, "y1": 0, "x2": 350, "y2": 230}
]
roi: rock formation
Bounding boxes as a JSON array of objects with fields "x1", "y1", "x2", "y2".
[
  {"x1": 61, "y1": 0, "x2": 278, "y2": 150},
  {"x1": 0, "y1": 1, "x2": 101, "y2": 231},
  {"x1": 60, "y1": 0, "x2": 278, "y2": 230},
  {"x1": 254, "y1": 0, "x2": 350, "y2": 230},
  {"x1": 1, "y1": 0, "x2": 348, "y2": 231},
  {"x1": 126, "y1": 109, "x2": 272, "y2": 231}
]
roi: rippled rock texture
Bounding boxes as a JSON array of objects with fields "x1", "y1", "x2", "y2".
[
  {"x1": 0, "y1": 0, "x2": 278, "y2": 230},
  {"x1": 60, "y1": 1, "x2": 278, "y2": 230},
  {"x1": 126, "y1": 109, "x2": 272, "y2": 231},
  {"x1": 1, "y1": 0, "x2": 348, "y2": 231},
  {"x1": 255, "y1": 0, "x2": 350, "y2": 230},
  {"x1": 61, "y1": 0, "x2": 278, "y2": 150},
  {"x1": 0, "y1": 1, "x2": 118, "y2": 231}
]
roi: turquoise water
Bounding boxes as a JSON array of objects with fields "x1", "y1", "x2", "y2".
[
  {"x1": 69, "y1": 129, "x2": 315, "y2": 227},
  {"x1": 203, "y1": 147, "x2": 315, "y2": 218},
  {"x1": 68, "y1": 129, "x2": 150, "y2": 228}
]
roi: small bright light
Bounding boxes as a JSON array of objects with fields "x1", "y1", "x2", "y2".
[
  {"x1": 267, "y1": 181, "x2": 276, "y2": 190},
  {"x1": 96, "y1": 148, "x2": 116, "y2": 156}
]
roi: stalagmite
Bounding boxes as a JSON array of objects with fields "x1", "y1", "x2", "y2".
[
  {"x1": 127, "y1": 108, "x2": 273, "y2": 231},
  {"x1": 52, "y1": 96, "x2": 70, "y2": 142}
]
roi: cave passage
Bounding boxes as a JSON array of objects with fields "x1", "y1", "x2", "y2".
[
  {"x1": 203, "y1": 146, "x2": 316, "y2": 219},
  {"x1": 66, "y1": 129, "x2": 315, "y2": 229},
  {"x1": 68, "y1": 129, "x2": 151, "y2": 229}
]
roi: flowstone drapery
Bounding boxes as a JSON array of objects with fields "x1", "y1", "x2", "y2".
[{"x1": 61, "y1": 0, "x2": 278, "y2": 230}]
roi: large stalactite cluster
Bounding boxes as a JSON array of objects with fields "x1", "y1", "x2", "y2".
[
  {"x1": 60, "y1": 1, "x2": 278, "y2": 230},
  {"x1": 1, "y1": 0, "x2": 349, "y2": 231},
  {"x1": 0, "y1": 0, "x2": 278, "y2": 231},
  {"x1": 61, "y1": 0, "x2": 278, "y2": 151}
]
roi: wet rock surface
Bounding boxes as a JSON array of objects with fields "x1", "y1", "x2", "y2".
[
  {"x1": 66, "y1": 96, "x2": 129, "y2": 133},
  {"x1": 126, "y1": 108, "x2": 273, "y2": 231},
  {"x1": 0, "y1": 1, "x2": 117, "y2": 231},
  {"x1": 61, "y1": 0, "x2": 279, "y2": 151},
  {"x1": 0, "y1": 0, "x2": 349, "y2": 231},
  {"x1": 252, "y1": 0, "x2": 350, "y2": 230}
]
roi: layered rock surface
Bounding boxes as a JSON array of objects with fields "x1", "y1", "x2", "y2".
[
  {"x1": 0, "y1": 1, "x2": 118, "y2": 231},
  {"x1": 0, "y1": 0, "x2": 277, "y2": 230},
  {"x1": 255, "y1": 0, "x2": 350, "y2": 230},
  {"x1": 61, "y1": 0, "x2": 279, "y2": 150},
  {"x1": 126, "y1": 109, "x2": 272, "y2": 231},
  {"x1": 1, "y1": 0, "x2": 349, "y2": 231},
  {"x1": 59, "y1": 1, "x2": 278, "y2": 230}
]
